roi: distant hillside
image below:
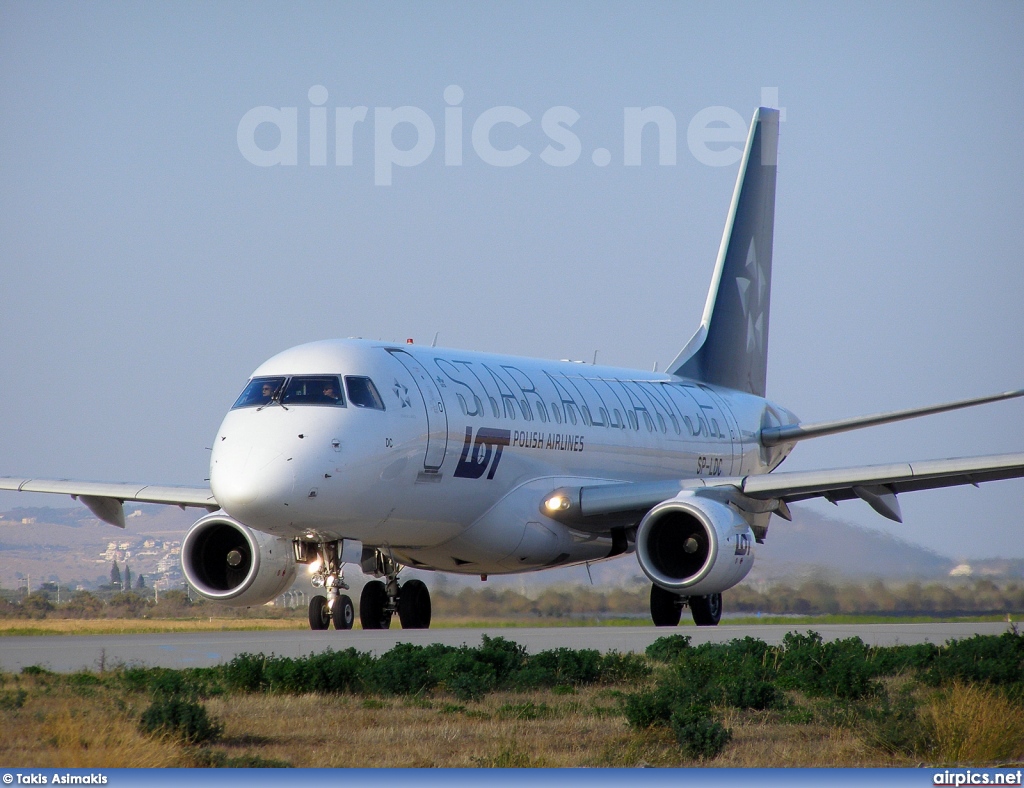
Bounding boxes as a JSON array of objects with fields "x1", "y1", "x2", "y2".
[
  {"x1": 0, "y1": 504, "x2": 194, "y2": 591},
  {"x1": 1, "y1": 502, "x2": 1019, "y2": 595}
]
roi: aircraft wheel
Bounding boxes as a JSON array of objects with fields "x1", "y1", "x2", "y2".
[
  {"x1": 649, "y1": 583, "x2": 682, "y2": 627},
  {"x1": 359, "y1": 580, "x2": 392, "y2": 630},
  {"x1": 308, "y1": 594, "x2": 330, "y2": 630},
  {"x1": 332, "y1": 594, "x2": 354, "y2": 630},
  {"x1": 398, "y1": 579, "x2": 431, "y2": 629},
  {"x1": 690, "y1": 593, "x2": 723, "y2": 626}
]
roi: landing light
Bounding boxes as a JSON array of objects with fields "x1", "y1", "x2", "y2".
[
  {"x1": 544, "y1": 494, "x2": 570, "y2": 513},
  {"x1": 308, "y1": 558, "x2": 322, "y2": 574}
]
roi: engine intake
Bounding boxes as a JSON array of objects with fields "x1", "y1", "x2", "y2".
[
  {"x1": 636, "y1": 493, "x2": 755, "y2": 596},
  {"x1": 182, "y1": 512, "x2": 296, "y2": 606}
]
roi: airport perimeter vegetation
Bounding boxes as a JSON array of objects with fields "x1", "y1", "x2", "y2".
[
  {"x1": 2, "y1": 581, "x2": 1024, "y2": 767},
  {"x1": 2, "y1": 624, "x2": 1023, "y2": 768}
]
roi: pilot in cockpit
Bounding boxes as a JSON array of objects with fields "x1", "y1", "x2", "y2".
[{"x1": 321, "y1": 382, "x2": 340, "y2": 403}]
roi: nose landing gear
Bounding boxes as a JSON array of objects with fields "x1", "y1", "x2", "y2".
[{"x1": 300, "y1": 540, "x2": 354, "y2": 631}]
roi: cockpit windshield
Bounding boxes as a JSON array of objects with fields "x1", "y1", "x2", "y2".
[
  {"x1": 232, "y1": 376, "x2": 287, "y2": 409},
  {"x1": 231, "y1": 375, "x2": 345, "y2": 409},
  {"x1": 281, "y1": 375, "x2": 345, "y2": 406}
]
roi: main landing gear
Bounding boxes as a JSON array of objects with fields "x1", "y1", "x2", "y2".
[
  {"x1": 650, "y1": 584, "x2": 722, "y2": 627},
  {"x1": 359, "y1": 550, "x2": 432, "y2": 630}
]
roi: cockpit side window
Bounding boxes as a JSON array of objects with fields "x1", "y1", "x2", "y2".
[
  {"x1": 232, "y1": 376, "x2": 287, "y2": 409},
  {"x1": 345, "y1": 376, "x2": 385, "y2": 410},
  {"x1": 281, "y1": 375, "x2": 346, "y2": 406}
]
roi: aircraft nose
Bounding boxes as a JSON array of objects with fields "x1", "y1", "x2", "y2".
[{"x1": 210, "y1": 439, "x2": 296, "y2": 526}]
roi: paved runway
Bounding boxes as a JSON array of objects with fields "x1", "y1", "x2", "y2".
[{"x1": 0, "y1": 621, "x2": 1011, "y2": 673}]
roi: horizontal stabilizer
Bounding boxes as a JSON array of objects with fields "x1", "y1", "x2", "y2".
[{"x1": 761, "y1": 388, "x2": 1024, "y2": 447}]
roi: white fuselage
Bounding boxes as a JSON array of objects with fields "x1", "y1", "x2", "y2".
[{"x1": 210, "y1": 339, "x2": 789, "y2": 575}]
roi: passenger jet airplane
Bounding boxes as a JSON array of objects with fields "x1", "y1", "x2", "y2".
[{"x1": 4, "y1": 108, "x2": 1023, "y2": 629}]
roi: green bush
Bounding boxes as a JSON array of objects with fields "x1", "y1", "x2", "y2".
[
  {"x1": 300, "y1": 648, "x2": 369, "y2": 694},
  {"x1": 622, "y1": 689, "x2": 676, "y2": 729},
  {"x1": 222, "y1": 653, "x2": 269, "y2": 692},
  {"x1": 435, "y1": 648, "x2": 497, "y2": 702},
  {"x1": 599, "y1": 651, "x2": 651, "y2": 683},
  {"x1": 923, "y1": 631, "x2": 1024, "y2": 692},
  {"x1": 777, "y1": 632, "x2": 878, "y2": 700},
  {"x1": 669, "y1": 704, "x2": 732, "y2": 760},
  {"x1": 646, "y1": 635, "x2": 692, "y2": 662},
  {"x1": 214, "y1": 638, "x2": 644, "y2": 700},
  {"x1": 139, "y1": 696, "x2": 222, "y2": 744},
  {"x1": 724, "y1": 678, "x2": 780, "y2": 710},
  {"x1": 868, "y1": 642, "x2": 938, "y2": 676},
  {"x1": 525, "y1": 647, "x2": 603, "y2": 687},
  {"x1": 474, "y1": 636, "x2": 528, "y2": 683},
  {"x1": 362, "y1": 642, "x2": 452, "y2": 696},
  {"x1": 622, "y1": 674, "x2": 713, "y2": 729},
  {"x1": 221, "y1": 649, "x2": 369, "y2": 694},
  {"x1": 119, "y1": 665, "x2": 221, "y2": 699}
]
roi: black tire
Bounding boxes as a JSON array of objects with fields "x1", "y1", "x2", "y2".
[
  {"x1": 332, "y1": 594, "x2": 354, "y2": 630},
  {"x1": 650, "y1": 583, "x2": 682, "y2": 627},
  {"x1": 308, "y1": 594, "x2": 330, "y2": 630},
  {"x1": 398, "y1": 579, "x2": 431, "y2": 629},
  {"x1": 690, "y1": 593, "x2": 723, "y2": 626},
  {"x1": 359, "y1": 580, "x2": 392, "y2": 630}
]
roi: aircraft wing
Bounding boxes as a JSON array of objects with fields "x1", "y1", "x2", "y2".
[
  {"x1": 0, "y1": 477, "x2": 218, "y2": 528},
  {"x1": 566, "y1": 452, "x2": 1024, "y2": 526}
]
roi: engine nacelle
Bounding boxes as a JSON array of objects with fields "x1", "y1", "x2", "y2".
[
  {"x1": 181, "y1": 512, "x2": 296, "y2": 606},
  {"x1": 635, "y1": 493, "x2": 755, "y2": 596}
]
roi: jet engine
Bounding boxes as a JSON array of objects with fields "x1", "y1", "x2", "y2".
[
  {"x1": 181, "y1": 512, "x2": 296, "y2": 606},
  {"x1": 635, "y1": 493, "x2": 755, "y2": 596}
]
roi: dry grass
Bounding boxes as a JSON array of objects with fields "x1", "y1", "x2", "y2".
[
  {"x1": 925, "y1": 683, "x2": 1024, "y2": 765},
  {"x1": 3, "y1": 673, "x2": 899, "y2": 768},
  {"x1": 7, "y1": 668, "x2": 1019, "y2": 768},
  {"x1": 199, "y1": 687, "x2": 908, "y2": 767},
  {"x1": 0, "y1": 680, "x2": 186, "y2": 767}
]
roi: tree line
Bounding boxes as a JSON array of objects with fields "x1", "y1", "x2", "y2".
[{"x1": 1, "y1": 578, "x2": 1022, "y2": 620}]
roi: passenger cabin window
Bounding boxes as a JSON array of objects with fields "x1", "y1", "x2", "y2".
[
  {"x1": 232, "y1": 376, "x2": 287, "y2": 409},
  {"x1": 281, "y1": 375, "x2": 345, "y2": 406},
  {"x1": 345, "y1": 376, "x2": 385, "y2": 410}
]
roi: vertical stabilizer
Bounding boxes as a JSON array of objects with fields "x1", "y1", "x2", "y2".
[{"x1": 668, "y1": 107, "x2": 779, "y2": 397}]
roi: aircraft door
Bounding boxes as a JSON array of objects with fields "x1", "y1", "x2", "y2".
[{"x1": 387, "y1": 349, "x2": 449, "y2": 472}]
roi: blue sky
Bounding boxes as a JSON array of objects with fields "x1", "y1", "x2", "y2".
[{"x1": 1, "y1": 2, "x2": 1022, "y2": 560}]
